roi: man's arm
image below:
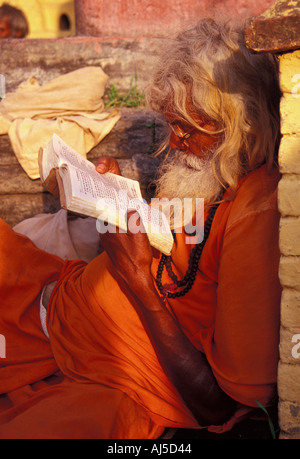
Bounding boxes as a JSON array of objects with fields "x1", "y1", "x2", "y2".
[{"x1": 99, "y1": 211, "x2": 237, "y2": 427}]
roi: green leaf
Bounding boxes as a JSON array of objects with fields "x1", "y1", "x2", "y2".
[{"x1": 255, "y1": 401, "x2": 277, "y2": 439}]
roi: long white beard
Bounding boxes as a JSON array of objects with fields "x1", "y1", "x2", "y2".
[{"x1": 152, "y1": 151, "x2": 223, "y2": 229}]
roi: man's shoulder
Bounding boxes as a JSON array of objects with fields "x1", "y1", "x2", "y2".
[{"x1": 224, "y1": 164, "x2": 281, "y2": 230}]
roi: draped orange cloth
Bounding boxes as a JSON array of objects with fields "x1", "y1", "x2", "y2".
[{"x1": 0, "y1": 164, "x2": 281, "y2": 438}]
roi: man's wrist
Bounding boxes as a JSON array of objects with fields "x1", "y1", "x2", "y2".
[{"x1": 129, "y1": 275, "x2": 164, "y2": 311}]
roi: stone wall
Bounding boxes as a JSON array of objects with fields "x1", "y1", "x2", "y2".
[
  {"x1": 0, "y1": 34, "x2": 167, "y2": 228},
  {"x1": 0, "y1": 36, "x2": 165, "y2": 94},
  {"x1": 246, "y1": 0, "x2": 300, "y2": 440},
  {"x1": 277, "y1": 49, "x2": 300, "y2": 439},
  {"x1": 74, "y1": 0, "x2": 275, "y2": 37}
]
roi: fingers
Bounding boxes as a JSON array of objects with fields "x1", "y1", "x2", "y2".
[
  {"x1": 95, "y1": 157, "x2": 121, "y2": 175},
  {"x1": 125, "y1": 209, "x2": 145, "y2": 234}
]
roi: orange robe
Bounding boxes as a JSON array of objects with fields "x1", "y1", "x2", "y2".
[{"x1": 0, "y1": 164, "x2": 281, "y2": 438}]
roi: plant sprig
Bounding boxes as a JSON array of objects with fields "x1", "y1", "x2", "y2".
[{"x1": 104, "y1": 75, "x2": 145, "y2": 109}]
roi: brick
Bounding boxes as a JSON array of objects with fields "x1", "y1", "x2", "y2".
[
  {"x1": 278, "y1": 135, "x2": 300, "y2": 174},
  {"x1": 279, "y1": 217, "x2": 300, "y2": 255},
  {"x1": 279, "y1": 256, "x2": 300, "y2": 289},
  {"x1": 280, "y1": 289, "x2": 300, "y2": 329},
  {"x1": 244, "y1": 0, "x2": 300, "y2": 53},
  {"x1": 280, "y1": 94, "x2": 300, "y2": 134},
  {"x1": 278, "y1": 361, "x2": 300, "y2": 401},
  {"x1": 279, "y1": 430, "x2": 300, "y2": 439},
  {"x1": 279, "y1": 50, "x2": 300, "y2": 94},
  {"x1": 279, "y1": 327, "x2": 300, "y2": 363},
  {"x1": 278, "y1": 399, "x2": 300, "y2": 437},
  {"x1": 278, "y1": 175, "x2": 300, "y2": 216}
]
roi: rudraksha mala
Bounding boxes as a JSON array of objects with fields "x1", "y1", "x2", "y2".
[{"x1": 155, "y1": 196, "x2": 223, "y2": 300}]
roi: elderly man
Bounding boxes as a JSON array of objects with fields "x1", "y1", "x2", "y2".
[{"x1": 0, "y1": 18, "x2": 281, "y2": 439}]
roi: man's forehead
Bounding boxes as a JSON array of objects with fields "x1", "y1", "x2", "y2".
[{"x1": 163, "y1": 94, "x2": 205, "y2": 124}]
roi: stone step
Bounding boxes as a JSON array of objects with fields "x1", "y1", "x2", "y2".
[
  {"x1": 0, "y1": 108, "x2": 166, "y2": 226},
  {"x1": 0, "y1": 193, "x2": 60, "y2": 228},
  {"x1": 0, "y1": 37, "x2": 164, "y2": 94}
]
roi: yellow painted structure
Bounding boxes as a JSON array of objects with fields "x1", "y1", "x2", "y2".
[{"x1": 0, "y1": 0, "x2": 75, "y2": 38}]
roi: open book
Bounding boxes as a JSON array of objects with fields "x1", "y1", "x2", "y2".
[{"x1": 39, "y1": 134, "x2": 174, "y2": 255}]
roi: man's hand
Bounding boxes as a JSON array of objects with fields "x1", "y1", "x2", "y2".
[
  {"x1": 99, "y1": 211, "x2": 154, "y2": 291},
  {"x1": 95, "y1": 157, "x2": 121, "y2": 176},
  {"x1": 99, "y1": 211, "x2": 236, "y2": 426}
]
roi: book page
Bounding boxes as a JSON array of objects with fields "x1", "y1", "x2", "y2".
[
  {"x1": 53, "y1": 134, "x2": 95, "y2": 174},
  {"x1": 53, "y1": 134, "x2": 173, "y2": 253},
  {"x1": 41, "y1": 142, "x2": 59, "y2": 182},
  {"x1": 53, "y1": 134, "x2": 142, "y2": 201},
  {"x1": 60, "y1": 163, "x2": 142, "y2": 207},
  {"x1": 127, "y1": 199, "x2": 172, "y2": 236}
]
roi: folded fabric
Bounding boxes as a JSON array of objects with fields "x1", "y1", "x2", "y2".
[
  {"x1": 13, "y1": 209, "x2": 101, "y2": 263},
  {"x1": 0, "y1": 67, "x2": 120, "y2": 179}
]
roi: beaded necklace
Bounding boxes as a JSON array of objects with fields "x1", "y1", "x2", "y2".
[{"x1": 155, "y1": 196, "x2": 223, "y2": 300}]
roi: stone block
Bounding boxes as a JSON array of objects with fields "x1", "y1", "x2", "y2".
[
  {"x1": 245, "y1": 0, "x2": 300, "y2": 53},
  {"x1": 280, "y1": 94, "x2": 300, "y2": 134},
  {"x1": 280, "y1": 217, "x2": 300, "y2": 256},
  {"x1": 0, "y1": 165, "x2": 43, "y2": 195},
  {"x1": 0, "y1": 136, "x2": 19, "y2": 166},
  {"x1": 279, "y1": 50, "x2": 300, "y2": 95},
  {"x1": 0, "y1": 37, "x2": 164, "y2": 94},
  {"x1": 278, "y1": 361, "x2": 300, "y2": 401},
  {"x1": 278, "y1": 399, "x2": 300, "y2": 438},
  {"x1": 279, "y1": 256, "x2": 300, "y2": 289},
  {"x1": 280, "y1": 288, "x2": 300, "y2": 330},
  {"x1": 278, "y1": 175, "x2": 300, "y2": 216},
  {"x1": 278, "y1": 135, "x2": 300, "y2": 174},
  {"x1": 279, "y1": 430, "x2": 300, "y2": 438},
  {"x1": 0, "y1": 193, "x2": 60, "y2": 228}
]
